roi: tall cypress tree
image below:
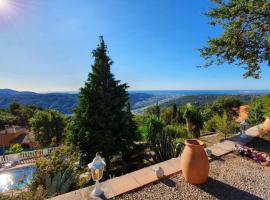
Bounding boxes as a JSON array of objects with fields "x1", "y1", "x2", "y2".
[{"x1": 70, "y1": 36, "x2": 137, "y2": 166}]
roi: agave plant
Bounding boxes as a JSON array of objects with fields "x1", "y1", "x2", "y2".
[
  {"x1": 144, "y1": 116, "x2": 186, "y2": 162},
  {"x1": 44, "y1": 168, "x2": 75, "y2": 197}
]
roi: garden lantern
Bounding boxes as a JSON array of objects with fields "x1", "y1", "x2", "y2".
[
  {"x1": 240, "y1": 120, "x2": 248, "y2": 139},
  {"x1": 88, "y1": 153, "x2": 106, "y2": 197}
]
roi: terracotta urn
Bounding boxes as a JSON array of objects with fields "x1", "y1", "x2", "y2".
[
  {"x1": 181, "y1": 139, "x2": 209, "y2": 185},
  {"x1": 263, "y1": 117, "x2": 270, "y2": 133}
]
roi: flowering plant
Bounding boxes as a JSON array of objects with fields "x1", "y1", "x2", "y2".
[{"x1": 234, "y1": 144, "x2": 270, "y2": 166}]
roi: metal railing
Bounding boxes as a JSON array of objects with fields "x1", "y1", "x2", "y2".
[{"x1": 0, "y1": 147, "x2": 58, "y2": 164}]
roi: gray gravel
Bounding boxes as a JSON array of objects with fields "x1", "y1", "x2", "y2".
[{"x1": 115, "y1": 154, "x2": 270, "y2": 200}]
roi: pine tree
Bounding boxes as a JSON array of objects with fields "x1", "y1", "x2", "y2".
[{"x1": 70, "y1": 36, "x2": 137, "y2": 167}]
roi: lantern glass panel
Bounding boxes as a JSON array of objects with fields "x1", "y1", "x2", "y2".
[{"x1": 91, "y1": 169, "x2": 103, "y2": 181}]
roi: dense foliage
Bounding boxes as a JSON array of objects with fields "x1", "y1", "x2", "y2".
[
  {"x1": 0, "y1": 110, "x2": 16, "y2": 130},
  {"x1": 8, "y1": 103, "x2": 40, "y2": 127},
  {"x1": 68, "y1": 37, "x2": 138, "y2": 170},
  {"x1": 142, "y1": 115, "x2": 188, "y2": 162},
  {"x1": 200, "y1": 0, "x2": 270, "y2": 78},
  {"x1": 163, "y1": 94, "x2": 253, "y2": 108},
  {"x1": 30, "y1": 110, "x2": 66, "y2": 147},
  {"x1": 8, "y1": 143, "x2": 23, "y2": 154},
  {"x1": 211, "y1": 96, "x2": 242, "y2": 118},
  {"x1": 204, "y1": 113, "x2": 240, "y2": 138},
  {"x1": 183, "y1": 103, "x2": 204, "y2": 138},
  {"x1": 31, "y1": 146, "x2": 83, "y2": 198},
  {"x1": 0, "y1": 186, "x2": 47, "y2": 200},
  {"x1": 247, "y1": 95, "x2": 270, "y2": 125}
]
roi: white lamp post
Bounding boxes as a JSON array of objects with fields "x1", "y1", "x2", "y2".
[
  {"x1": 240, "y1": 120, "x2": 249, "y2": 139},
  {"x1": 88, "y1": 153, "x2": 106, "y2": 197}
]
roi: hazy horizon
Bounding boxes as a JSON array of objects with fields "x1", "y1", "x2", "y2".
[{"x1": 2, "y1": 88, "x2": 270, "y2": 94}]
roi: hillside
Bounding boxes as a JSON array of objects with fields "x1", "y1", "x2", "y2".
[
  {"x1": 0, "y1": 89, "x2": 164, "y2": 114},
  {"x1": 162, "y1": 94, "x2": 256, "y2": 107},
  {"x1": 0, "y1": 89, "x2": 266, "y2": 114},
  {"x1": 0, "y1": 92, "x2": 78, "y2": 114}
]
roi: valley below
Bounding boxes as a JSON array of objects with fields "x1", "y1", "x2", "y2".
[{"x1": 0, "y1": 89, "x2": 269, "y2": 114}]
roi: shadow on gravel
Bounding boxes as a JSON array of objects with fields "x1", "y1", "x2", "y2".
[
  {"x1": 197, "y1": 177, "x2": 263, "y2": 200},
  {"x1": 209, "y1": 155, "x2": 225, "y2": 162},
  {"x1": 161, "y1": 178, "x2": 176, "y2": 188},
  {"x1": 247, "y1": 136, "x2": 270, "y2": 154}
]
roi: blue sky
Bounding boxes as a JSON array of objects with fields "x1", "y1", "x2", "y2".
[{"x1": 0, "y1": 0, "x2": 269, "y2": 92}]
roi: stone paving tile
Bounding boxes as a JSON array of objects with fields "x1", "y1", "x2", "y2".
[
  {"x1": 215, "y1": 143, "x2": 234, "y2": 151},
  {"x1": 165, "y1": 157, "x2": 181, "y2": 172},
  {"x1": 50, "y1": 187, "x2": 93, "y2": 200},
  {"x1": 50, "y1": 182, "x2": 115, "y2": 200},
  {"x1": 107, "y1": 173, "x2": 140, "y2": 196},
  {"x1": 221, "y1": 140, "x2": 236, "y2": 148},
  {"x1": 150, "y1": 159, "x2": 178, "y2": 176},
  {"x1": 208, "y1": 145, "x2": 230, "y2": 157},
  {"x1": 130, "y1": 166, "x2": 158, "y2": 186},
  {"x1": 246, "y1": 125, "x2": 261, "y2": 137},
  {"x1": 99, "y1": 180, "x2": 116, "y2": 199}
]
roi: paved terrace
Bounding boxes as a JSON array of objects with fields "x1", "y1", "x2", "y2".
[{"x1": 50, "y1": 125, "x2": 262, "y2": 200}]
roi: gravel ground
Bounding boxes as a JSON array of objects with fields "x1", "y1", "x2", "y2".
[{"x1": 115, "y1": 154, "x2": 270, "y2": 200}]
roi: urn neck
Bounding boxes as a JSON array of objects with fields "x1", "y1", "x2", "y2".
[{"x1": 185, "y1": 139, "x2": 204, "y2": 148}]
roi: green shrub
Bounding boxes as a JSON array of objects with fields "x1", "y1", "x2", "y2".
[
  {"x1": 163, "y1": 124, "x2": 187, "y2": 139},
  {"x1": 30, "y1": 110, "x2": 66, "y2": 147},
  {"x1": 227, "y1": 122, "x2": 240, "y2": 134},
  {"x1": 203, "y1": 117, "x2": 218, "y2": 132},
  {"x1": 143, "y1": 115, "x2": 188, "y2": 162},
  {"x1": 8, "y1": 143, "x2": 23, "y2": 154},
  {"x1": 204, "y1": 112, "x2": 240, "y2": 138},
  {"x1": 31, "y1": 146, "x2": 83, "y2": 198},
  {"x1": 0, "y1": 186, "x2": 47, "y2": 200},
  {"x1": 211, "y1": 96, "x2": 242, "y2": 118},
  {"x1": 183, "y1": 103, "x2": 204, "y2": 138},
  {"x1": 0, "y1": 110, "x2": 16, "y2": 130},
  {"x1": 247, "y1": 95, "x2": 270, "y2": 125},
  {"x1": 160, "y1": 108, "x2": 173, "y2": 125}
]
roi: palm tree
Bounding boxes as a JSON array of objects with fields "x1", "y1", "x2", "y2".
[
  {"x1": 183, "y1": 103, "x2": 194, "y2": 134},
  {"x1": 183, "y1": 103, "x2": 203, "y2": 138}
]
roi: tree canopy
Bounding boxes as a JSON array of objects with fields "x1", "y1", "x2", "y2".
[
  {"x1": 30, "y1": 109, "x2": 66, "y2": 147},
  {"x1": 211, "y1": 96, "x2": 242, "y2": 117},
  {"x1": 8, "y1": 143, "x2": 23, "y2": 154},
  {"x1": 200, "y1": 0, "x2": 270, "y2": 78},
  {"x1": 69, "y1": 36, "x2": 137, "y2": 166}
]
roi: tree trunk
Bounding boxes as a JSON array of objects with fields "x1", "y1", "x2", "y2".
[{"x1": 186, "y1": 118, "x2": 193, "y2": 134}]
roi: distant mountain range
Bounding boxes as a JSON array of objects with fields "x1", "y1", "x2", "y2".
[
  {"x1": 0, "y1": 89, "x2": 269, "y2": 114},
  {"x1": 0, "y1": 89, "x2": 37, "y2": 95},
  {"x1": 0, "y1": 89, "x2": 79, "y2": 114},
  {"x1": 0, "y1": 89, "x2": 166, "y2": 114}
]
